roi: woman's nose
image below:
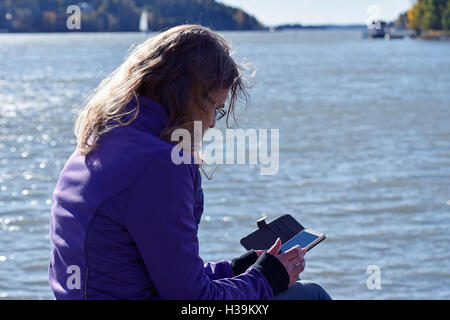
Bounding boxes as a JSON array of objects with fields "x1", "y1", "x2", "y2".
[{"x1": 209, "y1": 118, "x2": 216, "y2": 128}]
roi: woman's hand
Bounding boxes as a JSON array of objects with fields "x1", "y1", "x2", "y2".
[
  {"x1": 266, "y1": 238, "x2": 307, "y2": 286},
  {"x1": 255, "y1": 250, "x2": 266, "y2": 257}
]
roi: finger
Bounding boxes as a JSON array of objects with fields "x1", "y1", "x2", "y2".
[
  {"x1": 289, "y1": 266, "x2": 302, "y2": 286},
  {"x1": 267, "y1": 238, "x2": 282, "y2": 256},
  {"x1": 286, "y1": 246, "x2": 306, "y2": 260},
  {"x1": 292, "y1": 264, "x2": 303, "y2": 276},
  {"x1": 294, "y1": 259, "x2": 306, "y2": 273},
  {"x1": 283, "y1": 255, "x2": 302, "y2": 272},
  {"x1": 282, "y1": 246, "x2": 306, "y2": 263},
  {"x1": 283, "y1": 245, "x2": 301, "y2": 260},
  {"x1": 298, "y1": 248, "x2": 307, "y2": 260}
]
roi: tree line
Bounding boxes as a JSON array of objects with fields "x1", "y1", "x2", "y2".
[
  {"x1": 0, "y1": 0, "x2": 264, "y2": 32},
  {"x1": 396, "y1": 0, "x2": 450, "y2": 32}
]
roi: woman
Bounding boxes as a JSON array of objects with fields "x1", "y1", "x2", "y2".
[{"x1": 49, "y1": 24, "x2": 331, "y2": 300}]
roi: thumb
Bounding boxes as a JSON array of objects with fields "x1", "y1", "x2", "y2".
[{"x1": 267, "y1": 237, "x2": 282, "y2": 256}]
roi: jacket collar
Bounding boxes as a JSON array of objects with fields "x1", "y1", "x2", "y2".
[{"x1": 127, "y1": 95, "x2": 169, "y2": 136}]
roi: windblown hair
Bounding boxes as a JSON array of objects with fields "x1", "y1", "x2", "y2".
[{"x1": 75, "y1": 24, "x2": 249, "y2": 156}]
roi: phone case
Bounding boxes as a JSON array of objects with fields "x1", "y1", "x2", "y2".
[{"x1": 240, "y1": 214, "x2": 305, "y2": 251}]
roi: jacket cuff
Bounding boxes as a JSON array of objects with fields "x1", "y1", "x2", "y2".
[
  {"x1": 250, "y1": 252, "x2": 290, "y2": 296},
  {"x1": 231, "y1": 250, "x2": 259, "y2": 276}
]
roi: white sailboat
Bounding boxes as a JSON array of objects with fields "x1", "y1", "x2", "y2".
[{"x1": 139, "y1": 10, "x2": 149, "y2": 34}]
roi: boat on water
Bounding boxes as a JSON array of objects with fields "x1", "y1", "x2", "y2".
[
  {"x1": 362, "y1": 20, "x2": 414, "y2": 40},
  {"x1": 139, "y1": 10, "x2": 149, "y2": 35},
  {"x1": 367, "y1": 21, "x2": 387, "y2": 38}
]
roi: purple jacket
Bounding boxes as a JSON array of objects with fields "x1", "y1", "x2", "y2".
[{"x1": 48, "y1": 96, "x2": 289, "y2": 299}]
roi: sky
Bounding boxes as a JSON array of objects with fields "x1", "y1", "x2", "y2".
[{"x1": 218, "y1": 0, "x2": 416, "y2": 26}]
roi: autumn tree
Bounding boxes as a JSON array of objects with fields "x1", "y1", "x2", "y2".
[{"x1": 406, "y1": 0, "x2": 449, "y2": 31}]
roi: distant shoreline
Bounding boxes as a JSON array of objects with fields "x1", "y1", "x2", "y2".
[
  {"x1": 2, "y1": 27, "x2": 449, "y2": 42},
  {"x1": 418, "y1": 30, "x2": 450, "y2": 41},
  {"x1": 0, "y1": 24, "x2": 368, "y2": 35},
  {"x1": 268, "y1": 24, "x2": 366, "y2": 31}
]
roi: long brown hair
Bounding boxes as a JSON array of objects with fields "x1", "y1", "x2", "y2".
[{"x1": 75, "y1": 24, "x2": 249, "y2": 156}]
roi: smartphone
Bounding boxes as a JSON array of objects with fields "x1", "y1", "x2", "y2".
[{"x1": 280, "y1": 228, "x2": 326, "y2": 253}]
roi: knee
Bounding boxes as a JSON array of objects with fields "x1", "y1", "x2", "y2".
[
  {"x1": 302, "y1": 281, "x2": 332, "y2": 300},
  {"x1": 272, "y1": 280, "x2": 332, "y2": 300}
]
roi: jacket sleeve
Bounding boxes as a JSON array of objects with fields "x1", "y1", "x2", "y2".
[
  {"x1": 126, "y1": 151, "x2": 285, "y2": 300},
  {"x1": 203, "y1": 260, "x2": 234, "y2": 280},
  {"x1": 203, "y1": 249, "x2": 260, "y2": 280}
]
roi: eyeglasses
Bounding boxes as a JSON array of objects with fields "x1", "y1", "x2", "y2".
[{"x1": 206, "y1": 96, "x2": 227, "y2": 121}]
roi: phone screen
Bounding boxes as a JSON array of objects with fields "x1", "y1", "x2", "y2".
[{"x1": 280, "y1": 230, "x2": 320, "y2": 252}]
